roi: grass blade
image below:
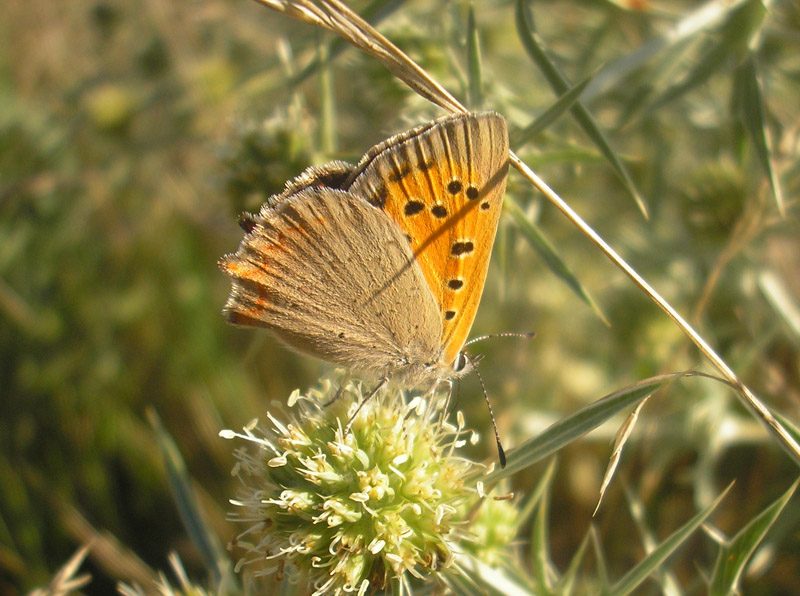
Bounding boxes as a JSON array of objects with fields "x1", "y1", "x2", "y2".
[
  {"x1": 454, "y1": 555, "x2": 536, "y2": 596},
  {"x1": 148, "y1": 409, "x2": 231, "y2": 586},
  {"x1": 735, "y1": 53, "x2": 785, "y2": 215},
  {"x1": 557, "y1": 532, "x2": 590, "y2": 596},
  {"x1": 514, "y1": 0, "x2": 647, "y2": 217},
  {"x1": 516, "y1": 457, "x2": 557, "y2": 527},
  {"x1": 508, "y1": 152, "x2": 800, "y2": 466},
  {"x1": 484, "y1": 373, "x2": 694, "y2": 484},
  {"x1": 650, "y1": 0, "x2": 765, "y2": 111},
  {"x1": 582, "y1": 0, "x2": 749, "y2": 102},
  {"x1": 625, "y1": 487, "x2": 683, "y2": 595},
  {"x1": 466, "y1": 4, "x2": 483, "y2": 108},
  {"x1": 609, "y1": 485, "x2": 732, "y2": 595},
  {"x1": 590, "y1": 527, "x2": 610, "y2": 590},
  {"x1": 709, "y1": 480, "x2": 799, "y2": 596},
  {"x1": 530, "y1": 484, "x2": 552, "y2": 594},
  {"x1": 505, "y1": 196, "x2": 608, "y2": 326},
  {"x1": 593, "y1": 398, "x2": 648, "y2": 516},
  {"x1": 775, "y1": 411, "x2": 800, "y2": 445},
  {"x1": 759, "y1": 271, "x2": 800, "y2": 344},
  {"x1": 511, "y1": 74, "x2": 593, "y2": 147},
  {"x1": 318, "y1": 40, "x2": 337, "y2": 154}
]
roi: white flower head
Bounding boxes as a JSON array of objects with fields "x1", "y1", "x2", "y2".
[{"x1": 223, "y1": 377, "x2": 481, "y2": 594}]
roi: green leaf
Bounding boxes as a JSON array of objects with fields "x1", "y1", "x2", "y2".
[
  {"x1": 517, "y1": 457, "x2": 557, "y2": 527},
  {"x1": 758, "y1": 271, "x2": 800, "y2": 345},
  {"x1": 514, "y1": 0, "x2": 647, "y2": 217},
  {"x1": 649, "y1": 0, "x2": 766, "y2": 110},
  {"x1": 531, "y1": 483, "x2": 553, "y2": 594},
  {"x1": 511, "y1": 74, "x2": 593, "y2": 147},
  {"x1": 466, "y1": 4, "x2": 483, "y2": 108},
  {"x1": 484, "y1": 373, "x2": 690, "y2": 484},
  {"x1": 444, "y1": 568, "x2": 481, "y2": 596},
  {"x1": 454, "y1": 554, "x2": 538, "y2": 596},
  {"x1": 648, "y1": 38, "x2": 731, "y2": 111},
  {"x1": 609, "y1": 486, "x2": 731, "y2": 595},
  {"x1": 582, "y1": 0, "x2": 747, "y2": 102},
  {"x1": 318, "y1": 40, "x2": 337, "y2": 155},
  {"x1": 505, "y1": 196, "x2": 609, "y2": 326},
  {"x1": 591, "y1": 526, "x2": 610, "y2": 590},
  {"x1": 624, "y1": 486, "x2": 683, "y2": 594},
  {"x1": 557, "y1": 532, "x2": 590, "y2": 596},
  {"x1": 709, "y1": 480, "x2": 799, "y2": 596},
  {"x1": 735, "y1": 53, "x2": 784, "y2": 215},
  {"x1": 775, "y1": 410, "x2": 800, "y2": 445},
  {"x1": 148, "y1": 409, "x2": 233, "y2": 588}
]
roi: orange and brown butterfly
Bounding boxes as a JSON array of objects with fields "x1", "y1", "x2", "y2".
[{"x1": 220, "y1": 111, "x2": 509, "y2": 387}]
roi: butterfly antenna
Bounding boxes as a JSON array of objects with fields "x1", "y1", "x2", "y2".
[
  {"x1": 465, "y1": 331, "x2": 536, "y2": 347},
  {"x1": 473, "y1": 363, "x2": 507, "y2": 468}
]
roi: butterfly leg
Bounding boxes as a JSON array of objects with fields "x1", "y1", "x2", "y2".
[
  {"x1": 436, "y1": 378, "x2": 456, "y2": 427},
  {"x1": 320, "y1": 383, "x2": 346, "y2": 408},
  {"x1": 320, "y1": 370, "x2": 357, "y2": 408},
  {"x1": 345, "y1": 377, "x2": 388, "y2": 432}
]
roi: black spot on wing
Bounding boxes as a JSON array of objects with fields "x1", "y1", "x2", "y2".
[
  {"x1": 389, "y1": 163, "x2": 412, "y2": 182},
  {"x1": 368, "y1": 185, "x2": 388, "y2": 209},
  {"x1": 431, "y1": 204, "x2": 447, "y2": 218},
  {"x1": 404, "y1": 200, "x2": 425, "y2": 216},
  {"x1": 447, "y1": 279, "x2": 464, "y2": 290},
  {"x1": 418, "y1": 157, "x2": 434, "y2": 171},
  {"x1": 451, "y1": 241, "x2": 474, "y2": 256},
  {"x1": 447, "y1": 180, "x2": 463, "y2": 194}
]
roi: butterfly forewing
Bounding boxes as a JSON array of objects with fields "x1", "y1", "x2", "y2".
[{"x1": 345, "y1": 112, "x2": 509, "y2": 365}]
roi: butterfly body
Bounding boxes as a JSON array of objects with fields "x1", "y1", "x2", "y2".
[{"x1": 221, "y1": 111, "x2": 509, "y2": 387}]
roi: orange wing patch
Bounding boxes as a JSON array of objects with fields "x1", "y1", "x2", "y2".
[
  {"x1": 220, "y1": 215, "x2": 324, "y2": 324},
  {"x1": 346, "y1": 112, "x2": 509, "y2": 364}
]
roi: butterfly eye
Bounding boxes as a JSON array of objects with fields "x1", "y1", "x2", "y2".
[{"x1": 453, "y1": 351, "x2": 469, "y2": 373}]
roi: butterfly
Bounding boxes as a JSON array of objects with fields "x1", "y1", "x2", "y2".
[{"x1": 220, "y1": 111, "x2": 509, "y2": 388}]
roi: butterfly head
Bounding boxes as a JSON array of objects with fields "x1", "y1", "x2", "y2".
[{"x1": 390, "y1": 349, "x2": 476, "y2": 391}]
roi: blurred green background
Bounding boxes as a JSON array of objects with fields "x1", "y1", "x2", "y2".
[{"x1": 2, "y1": 0, "x2": 799, "y2": 593}]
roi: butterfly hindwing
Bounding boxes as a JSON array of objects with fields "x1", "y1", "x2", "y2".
[
  {"x1": 345, "y1": 112, "x2": 509, "y2": 364},
  {"x1": 220, "y1": 187, "x2": 443, "y2": 377}
]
